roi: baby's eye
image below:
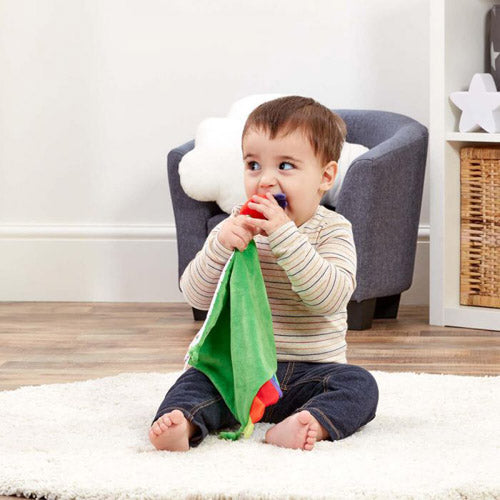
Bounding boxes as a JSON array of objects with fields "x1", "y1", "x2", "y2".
[
  {"x1": 247, "y1": 161, "x2": 261, "y2": 171},
  {"x1": 279, "y1": 162, "x2": 294, "y2": 171}
]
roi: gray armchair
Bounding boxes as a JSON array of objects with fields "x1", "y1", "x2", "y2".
[{"x1": 168, "y1": 109, "x2": 428, "y2": 330}]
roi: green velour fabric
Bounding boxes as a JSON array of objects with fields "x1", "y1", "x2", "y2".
[{"x1": 187, "y1": 240, "x2": 277, "y2": 439}]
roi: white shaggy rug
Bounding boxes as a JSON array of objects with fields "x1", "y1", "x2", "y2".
[{"x1": 0, "y1": 370, "x2": 498, "y2": 500}]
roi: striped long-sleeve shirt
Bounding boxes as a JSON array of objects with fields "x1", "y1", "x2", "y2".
[{"x1": 180, "y1": 205, "x2": 357, "y2": 363}]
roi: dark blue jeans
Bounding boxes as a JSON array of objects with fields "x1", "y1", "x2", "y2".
[{"x1": 152, "y1": 361, "x2": 379, "y2": 447}]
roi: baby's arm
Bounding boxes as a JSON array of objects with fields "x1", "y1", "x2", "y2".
[
  {"x1": 180, "y1": 209, "x2": 258, "y2": 310},
  {"x1": 180, "y1": 222, "x2": 233, "y2": 310},
  {"x1": 267, "y1": 218, "x2": 357, "y2": 316}
]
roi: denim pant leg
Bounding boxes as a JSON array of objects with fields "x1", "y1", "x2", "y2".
[
  {"x1": 262, "y1": 362, "x2": 379, "y2": 442},
  {"x1": 152, "y1": 367, "x2": 239, "y2": 447}
]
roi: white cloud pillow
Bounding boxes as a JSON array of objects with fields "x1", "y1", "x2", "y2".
[{"x1": 179, "y1": 94, "x2": 369, "y2": 214}]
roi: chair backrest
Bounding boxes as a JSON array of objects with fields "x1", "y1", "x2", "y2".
[{"x1": 335, "y1": 109, "x2": 426, "y2": 148}]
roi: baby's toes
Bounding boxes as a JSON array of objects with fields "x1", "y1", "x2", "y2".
[
  {"x1": 304, "y1": 429, "x2": 317, "y2": 450},
  {"x1": 158, "y1": 417, "x2": 170, "y2": 431},
  {"x1": 152, "y1": 416, "x2": 169, "y2": 434},
  {"x1": 150, "y1": 424, "x2": 161, "y2": 437},
  {"x1": 304, "y1": 439, "x2": 314, "y2": 450},
  {"x1": 307, "y1": 426, "x2": 318, "y2": 439},
  {"x1": 162, "y1": 414, "x2": 173, "y2": 426},
  {"x1": 307, "y1": 429, "x2": 316, "y2": 442},
  {"x1": 305, "y1": 428, "x2": 317, "y2": 446},
  {"x1": 169, "y1": 409, "x2": 185, "y2": 425}
]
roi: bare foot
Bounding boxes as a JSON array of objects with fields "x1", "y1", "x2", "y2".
[
  {"x1": 265, "y1": 410, "x2": 325, "y2": 451},
  {"x1": 149, "y1": 409, "x2": 195, "y2": 452}
]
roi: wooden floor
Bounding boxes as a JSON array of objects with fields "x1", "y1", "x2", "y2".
[{"x1": 0, "y1": 302, "x2": 499, "y2": 393}]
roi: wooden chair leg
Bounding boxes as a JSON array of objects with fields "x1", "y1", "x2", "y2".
[
  {"x1": 192, "y1": 307, "x2": 207, "y2": 321},
  {"x1": 374, "y1": 293, "x2": 401, "y2": 319},
  {"x1": 347, "y1": 298, "x2": 376, "y2": 330}
]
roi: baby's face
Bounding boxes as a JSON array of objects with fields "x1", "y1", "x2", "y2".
[{"x1": 242, "y1": 127, "x2": 336, "y2": 227}]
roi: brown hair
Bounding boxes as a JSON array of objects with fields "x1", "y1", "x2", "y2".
[{"x1": 241, "y1": 96, "x2": 347, "y2": 164}]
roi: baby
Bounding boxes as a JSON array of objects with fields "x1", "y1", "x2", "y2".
[{"x1": 150, "y1": 96, "x2": 379, "y2": 452}]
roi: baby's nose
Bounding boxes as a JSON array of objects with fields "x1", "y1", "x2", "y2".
[{"x1": 259, "y1": 173, "x2": 277, "y2": 187}]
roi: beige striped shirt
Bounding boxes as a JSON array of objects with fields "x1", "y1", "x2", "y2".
[{"x1": 180, "y1": 205, "x2": 357, "y2": 363}]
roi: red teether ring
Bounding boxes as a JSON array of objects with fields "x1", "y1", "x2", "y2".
[{"x1": 240, "y1": 195, "x2": 267, "y2": 219}]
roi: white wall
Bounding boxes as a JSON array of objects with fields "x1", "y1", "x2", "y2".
[{"x1": 0, "y1": 0, "x2": 429, "y2": 303}]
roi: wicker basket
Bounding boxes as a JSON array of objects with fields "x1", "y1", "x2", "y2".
[{"x1": 460, "y1": 147, "x2": 500, "y2": 308}]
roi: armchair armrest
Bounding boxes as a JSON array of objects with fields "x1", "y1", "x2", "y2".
[
  {"x1": 167, "y1": 140, "x2": 224, "y2": 287},
  {"x1": 335, "y1": 122, "x2": 428, "y2": 302}
]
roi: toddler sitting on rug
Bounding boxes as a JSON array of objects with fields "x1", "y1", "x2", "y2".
[{"x1": 149, "y1": 96, "x2": 379, "y2": 451}]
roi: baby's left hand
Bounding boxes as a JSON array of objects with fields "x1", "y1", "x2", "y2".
[{"x1": 245, "y1": 193, "x2": 291, "y2": 236}]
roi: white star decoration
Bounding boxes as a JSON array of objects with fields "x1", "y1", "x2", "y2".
[{"x1": 450, "y1": 73, "x2": 500, "y2": 133}]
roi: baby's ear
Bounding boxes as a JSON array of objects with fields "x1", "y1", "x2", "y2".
[{"x1": 320, "y1": 161, "x2": 338, "y2": 192}]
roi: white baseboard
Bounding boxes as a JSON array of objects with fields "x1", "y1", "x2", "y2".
[
  {"x1": 0, "y1": 224, "x2": 184, "y2": 302},
  {"x1": 402, "y1": 228, "x2": 429, "y2": 306},
  {"x1": 0, "y1": 224, "x2": 430, "y2": 305}
]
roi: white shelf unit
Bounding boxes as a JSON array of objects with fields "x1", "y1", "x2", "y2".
[
  {"x1": 446, "y1": 132, "x2": 500, "y2": 142},
  {"x1": 430, "y1": 0, "x2": 500, "y2": 331}
]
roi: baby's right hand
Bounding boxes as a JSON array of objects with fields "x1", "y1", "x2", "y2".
[{"x1": 217, "y1": 215, "x2": 260, "y2": 252}]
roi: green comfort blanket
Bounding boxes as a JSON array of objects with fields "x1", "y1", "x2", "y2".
[{"x1": 184, "y1": 239, "x2": 282, "y2": 440}]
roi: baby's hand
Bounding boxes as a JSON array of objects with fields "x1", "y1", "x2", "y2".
[
  {"x1": 217, "y1": 214, "x2": 260, "y2": 252},
  {"x1": 245, "y1": 193, "x2": 291, "y2": 237}
]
